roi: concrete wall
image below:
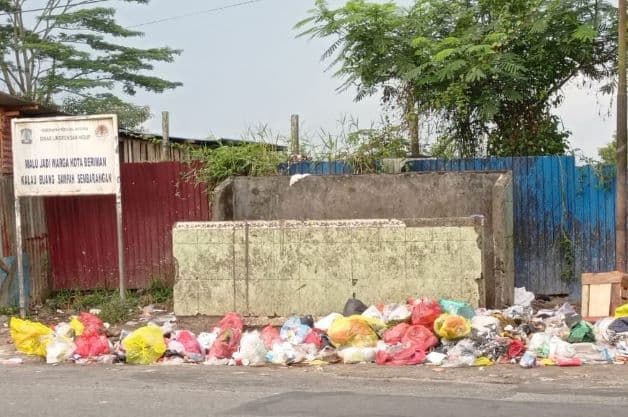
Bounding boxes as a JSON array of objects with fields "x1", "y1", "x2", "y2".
[
  {"x1": 212, "y1": 172, "x2": 513, "y2": 307},
  {"x1": 173, "y1": 218, "x2": 484, "y2": 316}
]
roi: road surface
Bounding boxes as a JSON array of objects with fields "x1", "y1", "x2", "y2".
[{"x1": 0, "y1": 364, "x2": 626, "y2": 417}]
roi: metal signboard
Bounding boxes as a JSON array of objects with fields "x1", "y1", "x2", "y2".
[{"x1": 11, "y1": 115, "x2": 124, "y2": 316}]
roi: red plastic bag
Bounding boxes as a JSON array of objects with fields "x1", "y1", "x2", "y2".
[
  {"x1": 208, "y1": 313, "x2": 244, "y2": 359},
  {"x1": 506, "y1": 339, "x2": 525, "y2": 360},
  {"x1": 176, "y1": 330, "x2": 201, "y2": 355},
  {"x1": 74, "y1": 334, "x2": 110, "y2": 357},
  {"x1": 78, "y1": 312, "x2": 104, "y2": 337},
  {"x1": 410, "y1": 299, "x2": 442, "y2": 328},
  {"x1": 304, "y1": 329, "x2": 324, "y2": 348},
  {"x1": 376, "y1": 345, "x2": 427, "y2": 366},
  {"x1": 383, "y1": 323, "x2": 410, "y2": 344},
  {"x1": 402, "y1": 325, "x2": 438, "y2": 351},
  {"x1": 261, "y1": 325, "x2": 281, "y2": 350}
]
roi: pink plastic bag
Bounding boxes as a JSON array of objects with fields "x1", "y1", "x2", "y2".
[
  {"x1": 74, "y1": 334, "x2": 110, "y2": 357},
  {"x1": 383, "y1": 323, "x2": 410, "y2": 344},
  {"x1": 402, "y1": 325, "x2": 438, "y2": 351},
  {"x1": 78, "y1": 312, "x2": 104, "y2": 337},
  {"x1": 261, "y1": 325, "x2": 280, "y2": 350},
  {"x1": 208, "y1": 313, "x2": 244, "y2": 359},
  {"x1": 410, "y1": 299, "x2": 442, "y2": 328},
  {"x1": 304, "y1": 329, "x2": 324, "y2": 348},
  {"x1": 176, "y1": 330, "x2": 201, "y2": 355},
  {"x1": 376, "y1": 345, "x2": 427, "y2": 366}
]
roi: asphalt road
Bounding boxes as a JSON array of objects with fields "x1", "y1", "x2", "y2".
[{"x1": 0, "y1": 364, "x2": 626, "y2": 417}]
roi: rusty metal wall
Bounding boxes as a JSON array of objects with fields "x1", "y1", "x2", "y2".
[
  {"x1": 45, "y1": 162, "x2": 210, "y2": 290},
  {"x1": 0, "y1": 176, "x2": 51, "y2": 303}
]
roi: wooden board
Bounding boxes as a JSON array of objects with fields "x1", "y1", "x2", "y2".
[
  {"x1": 581, "y1": 284, "x2": 590, "y2": 317},
  {"x1": 582, "y1": 271, "x2": 626, "y2": 285},
  {"x1": 589, "y1": 283, "x2": 612, "y2": 317}
]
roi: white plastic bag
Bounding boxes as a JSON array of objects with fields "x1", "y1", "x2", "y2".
[
  {"x1": 197, "y1": 329, "x2": 219, "y2": 353},
  {"x1": 471, "y1": 315, "x2": 501, "y2": 336},
  {"x1": 383, "y1": 304, "x2": 411, "y2": 324},
  {"x1": 233, "y1": 331, "x2": 267, "y2": 366},
  {"x1": 337, "y1": 347, "x2": 376, "y2": 364},
  {"x1": 361, "y1": 306, "x2": 384, "y2": 321},
  {"x1": 426, "y1": 351, "x2": 447, "y2": 366},
  {"x1": 527, "y1": 333, "x2": 551, "y2": 358},
  {"x1": 548, "y1": 336, "x2": 575, "y2": 360},
  {"x1": 46, "y1": 336, "x2": 76, "y2": 364},
  {"x1": 314, "y1": 313, "x2": 342, "y2": 331},
  {"x1": 514, "y1": 287, "x2": 535, "y2": 307}
]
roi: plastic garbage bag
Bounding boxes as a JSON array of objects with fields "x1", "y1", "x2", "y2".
[
  {"x1": 382, "y1": 304, "x2": 411, "y2": 324},
  {"x1": 383, "y1": 323, "x2": 410, "y2": 344},
  {"x1": 426, "y1": 351, "x2": 447, "y2": 365},
  {"x1": 303, "y1": 329, "x2": 324, "y2": 348},
  {"x1": 506, "y1": 339, "x2": 525, "y2": 360},
  {"x1": 77, "y1": 312, "x2": 104, "y2": 337},
  {"x1": 471, "y1": 315, "x2": 501, "y2": 336},
  {"x1": 175, "y1": 330, "x2": 201, "y2": 355},
  {"x1": 314, "y1": 313, "x2": 342, "y2": 331},
  {"x1": 361, "y1": 306, "x2": 384, "y2": 322},
  {"x1": 376, "y1": 343, "x2": 427, "y2": 366},
  {"x1": 70, "y1": 316, "x2": 84, "y2": 337},
  {"x1": 572, "y1": 343, "x2": 615, "y2": 363},
  {"x1": 260, "y1": 325, "x2": 281, "y2": 349},
  {"x1": 197, "y1": 330, "x2": 219, "y2": 354},
  {"x1": 527, "y1": 332, "x2": 550, "y2": 358},
  {"x1": 548, "y1": 336, "x2": 575, "y2": 360},
  {"x1": 280, "y1": 316, "x2": 311, "y2": 345},
  {"x1": 54, "y1": 322, "x2": 74, "y2": 339},
  {"x1": 208, "y1": 313, "x2": 244, "y2": 360},
  {"x1": 233, "y1": 331, "x2": 267, "y2": 366},
  {"x1": 514, "y1": 287, "x2": 535, "y2": 307},
  {"x1": 343, "y1": 298, "x2": 368, "y2": 316},
  {"x1": 519, "y1": 351, "x2": 537, "y2": 368},
  {"x1": 338, "y1": 347, "x2": 377, "y2": 364},
  {"x1": 265, "y1": 342, "x2": 316, "y2": 365},
  {"x1": 410, "y1": 298, "x2": 442, "y2": 328},
  {"x1": 568, "y1": 321, "x2": 596, "y2": 343},
  {"x1": 122, "y1": 326, "x2": 167, "y2": 365},
  {"x1": 46, "y1": 336, "x2": 75, "y2": 364},
  {"x1": 434, "y1": 314, "x2": 471, "y2": 340},
  {"x1": 327, "y1": 315, "x2": 379, "y2": 348},
  {"x1": 609, "y1": 317, "x2": 628, "y2": 334},
  {"x1": 593, "y1": 317, "x2": 616, "y2": 345},
  {"x1": 402, "y1": 325, "x2": 438, "y2": 351},
  {"x1": 10, "y1": 317, "x2": 53, "y2": 357},
  {"x1": 615, "y1": 303, "x2": 628, "y2": 318},
  {"x1": 439, "y1": 299, "x2": 475, "y2": 319},
  {"x1": 75, "y1": 334, "x2": 111, "y2": 358}
]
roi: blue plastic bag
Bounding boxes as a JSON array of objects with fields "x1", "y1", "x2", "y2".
[{"x1": 280, "y1": 316, "x2": 311, "y2": 345}]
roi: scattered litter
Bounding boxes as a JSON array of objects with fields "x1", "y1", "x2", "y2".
[{"x1": 289, "y1": 173, "x2": 311, "y2": 187}]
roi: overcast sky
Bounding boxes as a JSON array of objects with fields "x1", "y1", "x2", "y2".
[{"x1": 114, "y1": 0, "x2": 616, "y2": 158}]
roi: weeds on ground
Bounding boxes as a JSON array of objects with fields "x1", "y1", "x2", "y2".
[
  {"x1": 44, "y1": 279, "x2": 173, "y2": 324},
  {"x1": 0, "y1": 306, "x2": 19, "y2": 316}
]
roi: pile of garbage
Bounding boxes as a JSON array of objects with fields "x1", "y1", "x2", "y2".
[{"x1": 7, "y1": 289, "x2": 628, "y2": 367}]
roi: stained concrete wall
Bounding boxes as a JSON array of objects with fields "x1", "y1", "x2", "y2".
[
  {"x1": 212, "y1": 172, "x2": 513, "y2": 307},
  {"x1": 173, "y1": 218, "x2": 484, "y2": 316}
]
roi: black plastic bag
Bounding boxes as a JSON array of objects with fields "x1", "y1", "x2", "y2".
[{"x1": 343, "y1": 298, "x2": 367, "y2": 316}]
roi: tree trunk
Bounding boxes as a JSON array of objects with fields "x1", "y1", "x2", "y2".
[{"x1": 404, "y1": 86, "x2": 420, "y2": 157}]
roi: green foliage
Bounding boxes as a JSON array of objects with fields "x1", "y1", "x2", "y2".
[
  {"x1": 62, "y1": 94, "x2": 150, "y2": 129},
  {"x1": 188, "y1": 142, "x2": 288, "y2": 191},
  {"x1": 299, "y1": 0, "x2": 617, "y2": 157},
  {"x1": 0, "y1": 0, "x2": 181, "y2": 121},
  {"x1": 47, "y1": 289, "x2": 139, "y2": 323},
  {"x1": 140, "y1": 278, "x2": 173, "y2": 306},
  {"x1": 598, "y1": 138, "x2": 616, "y2": 166}
]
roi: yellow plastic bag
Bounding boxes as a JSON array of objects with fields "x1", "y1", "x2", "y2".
[
  {"x1": 122, "y1": 326, "x2": 167, "y2": 365},
  {"x1": 434, "y1": 314, "x2": 471, "y2": 340},
  {"x1": 615, "y1": 303, "x2": 628, "y2": 318},
  {"x1": 10, "y1": 317, "x2": 53, "y2": 357},
  {"x1": 70, "y1": 316, "x2": 84, "y2": 337},
  {"x1": 327, "y1": 315, "x2": 379, "y2": 348}
]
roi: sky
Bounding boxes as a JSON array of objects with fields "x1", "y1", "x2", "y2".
[{"x1": 112, "y1": 0, "x2": 616, "y2": 158}]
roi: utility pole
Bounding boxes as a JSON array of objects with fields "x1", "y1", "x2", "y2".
[
  {"x1": 161, "y1": 111, "x2": 170, "y2": 161},
  {"x1": 290, "y1": 114, "x2": 300, "y2": 156},
  {"x1": 617, "y1": 0, "x2": 627, "y2": 272}
]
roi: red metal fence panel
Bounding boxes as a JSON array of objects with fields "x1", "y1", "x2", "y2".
[{"x1": 45, "y1": 162, "x2": 210, "y2": 290}]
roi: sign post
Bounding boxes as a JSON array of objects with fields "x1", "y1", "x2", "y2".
[{"x1": 11, "y1": 115, "x2": 122, "y2": 317}]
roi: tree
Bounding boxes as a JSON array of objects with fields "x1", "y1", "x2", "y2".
[
  {"x1": 598, "y1": 137, "x2": 616, "y2": 165},
  {"x1": 298, "y1": 0, "x2": 617, "y2": 157},
  {"x1": 0, "y1": 0, "x2": 181, "y2": 128}
]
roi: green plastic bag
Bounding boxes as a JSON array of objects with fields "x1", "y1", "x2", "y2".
[
  {"x1": 567, "y1": 321, "x2": 595, "y2": 343},
  {"x1": 122, "y1": 326, "x2": 167, "y2": 365}
]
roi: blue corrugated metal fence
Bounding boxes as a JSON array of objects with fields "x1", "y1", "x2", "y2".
[{"x1": 287, "y1": 156, "x2": 615, "y2": 297}]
